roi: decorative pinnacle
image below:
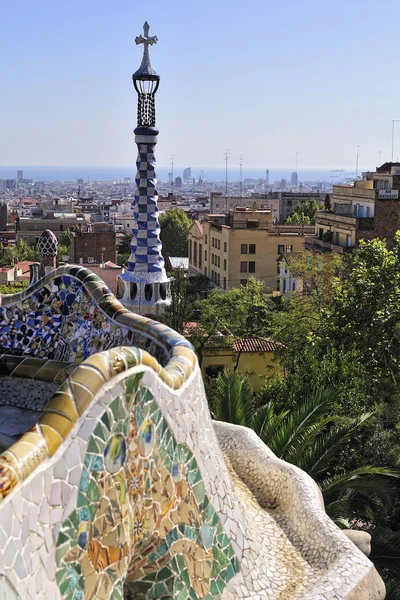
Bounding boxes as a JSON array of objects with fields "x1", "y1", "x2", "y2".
[{"x1": 133, "y1": 22, "x2": 159, "y2": 81}]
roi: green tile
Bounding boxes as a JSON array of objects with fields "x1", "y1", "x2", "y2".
[{"x1": 110, "y1": 397, "x2": 120, "y2": 421}]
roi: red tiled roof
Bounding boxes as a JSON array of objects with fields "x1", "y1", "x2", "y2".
[{"x1": 233, "y1": 336, "x2": 282, "y2": 353}]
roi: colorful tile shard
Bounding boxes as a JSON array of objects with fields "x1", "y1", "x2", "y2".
[
  {"x1": 56, "y1": 377, "x2": 238, "y2": 600},
  {"x1": 0, "y1": 266, "x2": 386, "y2": 599}
]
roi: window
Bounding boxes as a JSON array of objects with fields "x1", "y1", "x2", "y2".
[
  {"x1": 212, "y1": 254, "x2": 214, "y2": 265},
  {"x1": 249, "y1": 261, "x2": 255, "y2": 273},
  {"x1": 189, "y1": 240, "x2": 192, "y2": 263},
  {"x1": 217, "y1": 273, "x2": 220, "y2": 285},
  {"x1": 205, "y1": 250, "x2": 207, "y2": 261},
  {"x1": 353, "y1": 204, "x2": 358, "y2": 216},
  {"x1": 199, "y1": 243, "x2": 202, "y2": 268},
  {"x1": 292, "y1": 281, "x2": 296, "y2": 291},
  {"x1": 87, "y1": 256, "x2": 95, "y2": 264},
  {"x1": 223, "y1": 277, "x2": 227, "y2": 290},
  {"x1": 218, "y1": 239, "x2": 220, "y2": 249},
  {"x1": 212, "y1": 238, "x2": 215, "y2": 247},
  {"x1": 249, "y1": 244, "x2": 256, "y2": 254},
  {"x1": 205, "y1": 235, "x2": 208, "y2": 244},
  {"x1": 224, "y1": 259, "x2": 227, "y2": 270},
  {"x1": 217, "y1": 256, "x2": 220, "y2": 267},
  {"x1": 366, "y1": 206, "x2": 370, "y2": 217},
  {"x1": 241, "y1": 244, "x2": 248, "y2": 254},
  {"x1": 278, "y1": 244, "x2": 284, "y2": 254},
  {"x1": 205, "y1": 266, "x2": 207, "y2": 276},
  {"x1": 194, "y1": 241, "x2": 197, "y2": 266},
  {"x1": 240, "y1": 279, "x2": 247, "y2": 286},
  {"x1": 224, "y1": 242, "x2": 227, "y2": 252},
  {"x1": 286, "y1": 245, "x2": 293, "y2": 253},
  {"x1": 240, "y1": 262, "x2": 248, "y2": 273},
  {"x1": 205, "y1": 365, "x2": 224, "y2": 378}
]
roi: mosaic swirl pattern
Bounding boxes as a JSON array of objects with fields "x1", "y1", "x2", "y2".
[{"x1": 56, "y1": 376, "x2": 238, "y2": 599}]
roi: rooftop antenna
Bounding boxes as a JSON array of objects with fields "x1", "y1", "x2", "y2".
[
  {"x1": 224, "y1": 149, "x2": 230, "y2": 198},
  {"x1": 239, "y1": 155, "x2": 244, "y2": 196}
]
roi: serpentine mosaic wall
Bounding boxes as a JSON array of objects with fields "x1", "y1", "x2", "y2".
[
  {"x1": 0, "y1": 266, "x2": 172, "y2": 366},
  {"x1": 0, "y1": 266, "x2": 385, "y2": 599}
]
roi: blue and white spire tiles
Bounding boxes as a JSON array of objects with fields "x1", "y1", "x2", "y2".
[{"x1": 117, "y1": 23, "x2": 171, "y2": 317}]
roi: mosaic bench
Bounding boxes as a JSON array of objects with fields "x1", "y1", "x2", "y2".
[{"x1": 0, "y1": 266, "x2": 385, "y2": 599}]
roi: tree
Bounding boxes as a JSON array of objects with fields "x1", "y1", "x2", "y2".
[
  {"x1": 285, "y1": 198, "x2": 320, "y2": 225},
  {"x1": 324, "y1": 193, "x2": 332, "y2": 211},
  {"x1": 189, "y1": 277, "x2": 274, "y2": 366},
  {"x1": 117, "y1": 233, "x2": 132, "y2": 255},
  {"x1": 159, "y1": 209, "x2": 191, "y2": 257},
  {"x1": 161, "y1": 268, "x2": 193, "y2": 335},
  {"x1": 324, "y1": 235, "x2": 400, "y2": 382},
  {"x1": 60, "y1": 228, "x2": 71, "y2": 248}
]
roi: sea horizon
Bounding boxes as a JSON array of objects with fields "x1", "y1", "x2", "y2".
[{"x1": 0, "y1": 165, "x2": 365, "y2": 184}]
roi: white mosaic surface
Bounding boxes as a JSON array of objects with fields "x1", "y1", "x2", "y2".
[{"x1": 0, "y1": 364, "x2": 384, "y2": 599}]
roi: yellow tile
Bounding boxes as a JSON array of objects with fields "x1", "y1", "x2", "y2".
[
  {"x1": 40, "y1": 424, "x2": 64, "y2": 456},
  {"x1": 69, "y1": 381, "x2": 94, "y2": 416},
  {"x1": 40, "y1": 411, "x2": 73, "y2": 440},
  {"x1": 83, "y1": 353, "x2": 111, "y2": 381},
  {"x1": 70, "y1": 365, "x2": 105, "y2": 394},
  {"x1": 46, "y1": 392, "x2": 79, "y2": 423}
]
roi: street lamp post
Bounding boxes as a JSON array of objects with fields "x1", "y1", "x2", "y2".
[
  {"x1": 295, "y1": 152, "x2": 301, "y2": 191},
  {"x1": 355, "y1": 145, "x2": 361, "y2": 180},
  {"x1": 224, "y1": 149, "x2": 230, "y2": 199},
  {"x1": 392, "y1": 120, "x2": 400, "y2": 162},
  {"x1": 239, "y1": 155, "x2": 244, "y2": 197}
]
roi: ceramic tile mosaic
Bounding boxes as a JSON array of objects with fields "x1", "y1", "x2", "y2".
[{"x1": 0, "y1": 266, "x2": 385, "y2": 599}]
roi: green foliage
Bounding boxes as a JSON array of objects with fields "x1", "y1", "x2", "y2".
[
  {"x1": 189, "y1": 277, "x2": 274, "y2": 365},
  {"x1": 117, "y1": 253, "x2": 130, "y2": 267},
  {"x1": 60, "y1": 228, "x2": 71, "y2": 247},
  {"x1": 117, "y1": 233, "x2": 132, "y2": 255},
  {"x1": 210, "y1": 372, "x2": 399, "y2": 527},
  {"x1": 57, "y1": 244, "x2": 70, "y2": 263},
  {"x1": 159, "y1": 209, "x2": 191, "y2": 257},
  {"x1": 286, "y1": 198, "x2": 320, "y2": 225},
  {"x1": 0, "y1": 281, "x2": 29, "y2": 295},
  {"x1": 0, "y1": 238, "x2": 40, "y2": 266},
  {"x1": 162, "y1": 268, "x2": 193, "y2": 335}
]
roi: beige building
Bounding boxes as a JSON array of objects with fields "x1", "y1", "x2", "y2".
[
  {"x1": 188, "y1": 207, "x2": 313, "y2": 292},
  {"x1": 306, "y1": 162, "x2": 400, "y2": 255}
]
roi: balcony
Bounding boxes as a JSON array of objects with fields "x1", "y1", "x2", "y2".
[
  {"x1": 304, "y1": 236, "x2": 353, "y2": 254},
  {"x1": 315, "y1": 210, "x2": 356, "y2": 227}
]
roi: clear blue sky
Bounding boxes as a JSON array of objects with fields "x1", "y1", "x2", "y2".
[{"x1": 1, "y1": 0, "x2": 399, "y2": 170}]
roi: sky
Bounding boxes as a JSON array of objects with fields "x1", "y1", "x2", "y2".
[{"x1": 1, "y1": 0, "x2": 399, "y2": 171}]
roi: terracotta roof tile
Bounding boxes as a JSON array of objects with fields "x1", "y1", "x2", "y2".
[{"x1": 233, "y1": 336, "x2": 283, "y2": 353}]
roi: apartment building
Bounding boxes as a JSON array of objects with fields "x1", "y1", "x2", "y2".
[
  {"x1": 305, "y1": 162, "x2": 400, "y2": 256},
  {"x1": 210, "y1": 191, "x2": 322, "y2": 222},
  {"x1": 188, "y1": 207, "x2": 313, "y2": 292}
]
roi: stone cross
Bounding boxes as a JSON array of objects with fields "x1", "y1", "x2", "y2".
[{"x1": 135, "y1": 21, "x2": 158, "y2": 50}]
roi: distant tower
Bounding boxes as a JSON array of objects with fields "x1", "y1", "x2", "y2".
[
  {"x1": 17, "y1": 170, "x2": 23, "y2": 183},
  {"x1": 117, "y1": 23, "x2": 171, "y2": 317},
  {"x1": 291, "y1": 172, "x2": 298, "y2": 188},
  {"x1": 38, "y1": 229, "x2": 58, "y2": 279},
  {"x1": 183, "y1": 167, "x2": 192, "y2": 181},
  {"x1": 265, "y1": 169, "x2": 270, "y2": 189}
]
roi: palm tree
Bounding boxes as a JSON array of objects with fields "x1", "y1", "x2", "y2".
[{"x1": 212, "y1": 372, "x2": 399, "y2": 526}]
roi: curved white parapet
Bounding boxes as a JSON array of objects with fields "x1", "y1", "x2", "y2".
[{"x1": 0, "y1": 266, "x2": 385, "y2": 599}]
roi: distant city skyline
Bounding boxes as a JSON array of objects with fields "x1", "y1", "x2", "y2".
[{"x1": 1, "y1": 0, "x2": 400, "y2": 169}]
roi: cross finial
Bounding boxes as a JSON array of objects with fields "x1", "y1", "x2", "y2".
[{"x1": 135, "y1": 21, "x2": 158, "y2": 49}]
